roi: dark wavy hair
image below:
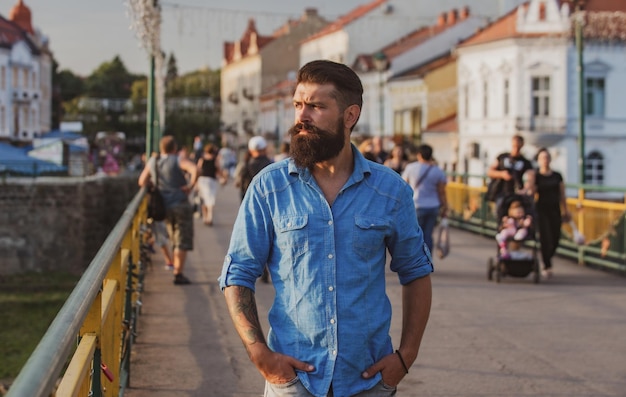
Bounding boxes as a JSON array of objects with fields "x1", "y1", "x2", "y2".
[
  {"x1": 535, "y1": 147, "x2": 550, "y2": 161},
  {"x1": 296, "y1": 60, "x2": 363, "y2": 112},
  {"x1": 417, "y1": 144, "x2": 433, "y2": 161}
]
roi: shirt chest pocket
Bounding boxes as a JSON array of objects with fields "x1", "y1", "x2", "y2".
[
  {"x1": 275, "y1": 215, "x2": 309, "y2": 259},
  {"x1": 353, "y1": 216, "x2": 390, "y2": 260}
]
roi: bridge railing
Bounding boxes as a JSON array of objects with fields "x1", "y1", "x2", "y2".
[
  {"x1": 446, "y1": 173, "x2": 626, "y2": 272},
  {"x1": 6, "y1": 188, "x2": 149, "y2": 397}
]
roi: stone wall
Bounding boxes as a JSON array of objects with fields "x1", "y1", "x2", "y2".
[{"x1": 0, "y1": 174, "x2": 140, "y2": 275}]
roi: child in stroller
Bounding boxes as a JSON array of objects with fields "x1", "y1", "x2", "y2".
[
  {"x1": 488, "y1": 194, "x2": 540, "y2": 283},
  {"x1": 495, "y1": 197, "x2": 533, "y2": 259}
]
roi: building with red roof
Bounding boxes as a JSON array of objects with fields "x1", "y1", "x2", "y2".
[{"x1": 0, "y1": 0, "x2": 52, "y2": 143}]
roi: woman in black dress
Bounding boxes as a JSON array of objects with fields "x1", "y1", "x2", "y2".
[{"x1": 535, "y1": 148, "x2": 571, "y2": 278}]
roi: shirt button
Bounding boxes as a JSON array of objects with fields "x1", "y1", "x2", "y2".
[
  {"x1": 332, "y1": 350, "x2": 337, "y2": 355},
  {"x1": 330, "y1": 319, "x2": 335, "y2": 324},
  {"x1": 328, "y1": 286, "x2": 334, "y2": 291},
  {"x1": 328, "y1": 220, "x2": 333, "y2": 225},
  {"x1": 328, "y1": 254, "x2": 333, "y2": 259}
]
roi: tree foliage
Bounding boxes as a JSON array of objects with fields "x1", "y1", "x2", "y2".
[
  {"x1": 166, "y1": 68, "x2": 220, "y2": 98},
  {"x1": 83, "y1": 56, "x2": 144, "y2": 98},
  {"x1": 166, "y1": 52, "x2": 178, "y2": 83},
  {"x1": 54, "y1": 54, "x2": 221, "y2": 152},
  {"x1": 55, "y1": 69, "x2": 84, "y2": 103}
]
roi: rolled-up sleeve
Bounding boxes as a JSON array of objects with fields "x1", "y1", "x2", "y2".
[{"x1": 219, "y1": 184, "x2": 272, "y2": 292}]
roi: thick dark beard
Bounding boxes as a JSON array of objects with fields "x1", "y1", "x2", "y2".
[{"x1": 288, "y1": 119, "x2": 346, "y2": 169}]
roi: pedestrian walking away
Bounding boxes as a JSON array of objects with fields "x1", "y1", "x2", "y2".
[
  {"x1": 402, "y1": 144, "x2": 448, "y2": 253},
  {"x1": 219, "y1": 59, "x2": 433, "y2": 397},
  {"x1": 534, "y1": 147, "x2": 570, "y2": 279},
  {"x1": 139, "y1": 135, "x2": 198, "y2": 285},
  {"x1": 197, "y1": 143, "x2": 221, "y2": 226},
  {"x1": 151, "y1": 220, "x2": 174, "y2": 270},
  {"x1": 383, "y1": 144, "x2": 408, "y2": 174},
  {"x1": 234, "y1": 135, "x2": 273, "y2": 201}
]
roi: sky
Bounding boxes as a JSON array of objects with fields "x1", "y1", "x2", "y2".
[{"x1": 14, "y1": 0, "x2": 370, "y2": 77}]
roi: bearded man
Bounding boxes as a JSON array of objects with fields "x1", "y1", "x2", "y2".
[{"x1": 219, "y1": 60, "x2": 433, "y2": 397}]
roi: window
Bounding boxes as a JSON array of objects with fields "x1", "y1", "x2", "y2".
[
  {"x1": 504, "y1": 79, "x2": 510, "y2": 116},
  {"x1": 532, "y1": 76, "x2": 550, "y2": 117},
  {"x1": 483, "y1": 81, "x2": 488, "y2": 118},
  {"x1": 411, "y1": 108, "x2": 422, "y2": 139},
  {"x1": 585, "y1": 78, "x2": 605, "y2": 117},
  {"x1": 394, "y1": 111, "x2": 402, "y2": 135},
  {"x1": 585, "y1": 151, "x2": 604, "y2": 185},
  {"x1": 22, "y1": 107, "x2": 29, "y2": 128},
  {"x1": 463, "y1": 84, "x2": 469, "y2": 118},
  {"x1": 12, "y1": 67, "x2": 18, "y2": 88}
]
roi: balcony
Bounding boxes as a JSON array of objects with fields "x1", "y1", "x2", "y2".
[{"x1": 515, "y1": 117, "x2": 567, "y2": 146}]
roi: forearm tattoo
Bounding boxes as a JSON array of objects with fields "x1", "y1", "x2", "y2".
[{"x1": 229, "y1": 286, "x2": 265, "y2": 348}]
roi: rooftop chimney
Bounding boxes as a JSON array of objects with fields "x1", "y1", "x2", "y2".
[
  {"x1": 448, "y1": 9, "x2": 458, "y2": 25},
  {"x1": 459, "y1": 6, "x2": 470, "y2": 20},
  {"x1": 304, "y1": 8, "x2": 318, "y2": 18},
  {"x1": 437, "y1": 13, "x2": 447, "y2": 26}
]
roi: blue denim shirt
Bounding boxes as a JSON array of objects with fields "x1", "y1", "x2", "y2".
[{"x1": 219, "y1": 146, "x2": 433, "y2": 397}]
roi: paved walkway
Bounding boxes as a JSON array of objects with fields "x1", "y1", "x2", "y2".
[{"x1": 125, "y1": 183, "x2": 626, "y2": 397}]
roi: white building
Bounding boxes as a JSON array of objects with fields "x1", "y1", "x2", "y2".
[
  {"x1": 456, "y1": 0, "x2": 626, "y2": 193},
  {"x1": 0, "y1": 0, "x2": 53, "y2": 143}
]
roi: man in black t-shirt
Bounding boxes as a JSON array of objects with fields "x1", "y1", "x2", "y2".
[{"x1": 487, "y1": 135, "x2": 535, "y2": 207}]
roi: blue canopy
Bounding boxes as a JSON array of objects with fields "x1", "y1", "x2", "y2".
[{"x1": 0, "y1": 142, "x2": 67, "y2": 176}]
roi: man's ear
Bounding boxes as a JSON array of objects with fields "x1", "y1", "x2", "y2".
[{"x1": 344, "y1": 104, "x2": 361, "y2": 130}]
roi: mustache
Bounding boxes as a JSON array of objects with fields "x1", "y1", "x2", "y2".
[{"x1": 289, "y1": 122, "x2": 321, "y2": 135}]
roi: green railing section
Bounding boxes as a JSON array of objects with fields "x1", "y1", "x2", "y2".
[
  {"x1": 446, "y1": 173, "x2": 626, "y2": 272},
  {"x1": 6, "y1": 188, "x2": 150, "y2": 397}
]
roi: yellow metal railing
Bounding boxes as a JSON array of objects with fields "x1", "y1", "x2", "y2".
[
  {"x1": 445, "y1": 179, "x2": 626, "y2": 272},
  {"x1": 6, "y1": 189, "x2": 149, "y2": 397}
]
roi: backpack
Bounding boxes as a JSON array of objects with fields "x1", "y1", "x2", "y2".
[
  {"x1": 147, "y1": 156, "x2": 167, "y2": 221},
  {"x1": 147, "y1": 186, "x2": 166, "y2": 221}
]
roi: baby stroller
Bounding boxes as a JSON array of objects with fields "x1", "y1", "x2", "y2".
[{"x1": 487, "y1": 193, "x2": 540, "y2": 283}]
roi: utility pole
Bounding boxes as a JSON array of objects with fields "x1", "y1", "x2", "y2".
[
  {"x1": 574, "y1": 1, "x2": 585, "y2": 199},
  {"x1": 373, "y1": 52, "x2": 389, "y2": 137},
  {"x1": 145, "y1": 0, "x2": 161, "y2": 157},
  {"x1": 147, "y1": 55, "x2": 156, "y2": 156}
]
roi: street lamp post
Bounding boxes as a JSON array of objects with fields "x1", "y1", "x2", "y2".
[
  {"x1": 574, "y1": 0, "x2": 586, "y2": 199},
  {"x1": 275, "y1": 98, "x2": 281, "y2": 143},
  {"x1": 372, "y1": 52, "x2": 389, "y2": 137},
  {"x1": 126, "y1": 0, "x2": 162, "y2": 157}
]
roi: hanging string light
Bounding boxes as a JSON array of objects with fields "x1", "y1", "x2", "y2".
[
  {"x1": 125, "y1": 0, "x2": 166, "y2": 129},
  {"x1": 570, "y1": 11, "x2": 626, "y2": 41}
]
